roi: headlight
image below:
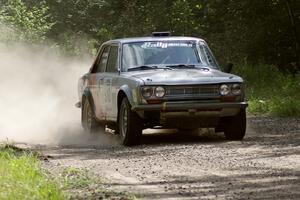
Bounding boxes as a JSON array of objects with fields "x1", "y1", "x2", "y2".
[
  {"x1": 141, "y1": 87, "x2": 153, "y2": 98},
  {"x1": 232, "y1": 84, "x2": 241, "y2": 95},
  {"x1": 220, "y1": 84, "x2": 230, "y2": 96},
  {"x1": 155, "y1": 86, "x2": 165, "y2": 98}
]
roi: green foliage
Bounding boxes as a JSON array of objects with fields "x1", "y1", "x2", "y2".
[
  {"x1": 0, "y1": 0, "x2": 53, "y2": 42},
  {"x1": 43, "y1": 0, "x2": 107, "y2": 55},
  {"x1": 1, "y1": 0, "x2": 298, "y2": 70},
  {"x1": 0, "y1": 146, "x2": 64, "y2": 200},
  {"x1": 202, "y1": 0, "x2": 299, "y2": 71},
  {"x1": 169, "y1": 0, "x2": 197, "y2": 34},
  {"x1": 233, "y1": 64, "x2": 300, "y2": 117},
  {"x1": 53, "y1": 166, "x2": 138, "y2": 199},
  {"x1": 60, "y1": 167, "x2": 93, "y2": 190}
]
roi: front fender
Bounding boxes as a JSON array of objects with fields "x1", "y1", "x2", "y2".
[{"x1": 118, "y1": 85, "x2": 140, "y2": 108}]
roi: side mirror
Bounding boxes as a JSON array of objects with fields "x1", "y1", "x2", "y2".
[{"x1": 224, "y1": 63, "x2": 233, "y2": 73}]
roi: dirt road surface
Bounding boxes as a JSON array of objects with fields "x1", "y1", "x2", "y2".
[{"x1": 36, "y1": 117, "x2": 299, "y2": 199}]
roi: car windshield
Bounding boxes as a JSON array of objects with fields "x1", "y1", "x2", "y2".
[{"x1": 122, "y1": 41, "x2": 219, "y2": 71}]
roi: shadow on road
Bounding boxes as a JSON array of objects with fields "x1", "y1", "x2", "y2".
[
  {"x1": 103, "y1": 168, "x2": 300, "y2": 199},
  {"x1": 141, "y1": 128, "x2": 225, "y2": 145},
  {"x1": 39, "y1": 130, "x2": 225, "y2": 161}
]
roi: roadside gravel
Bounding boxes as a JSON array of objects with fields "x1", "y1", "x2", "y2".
[{"x1": 39, "y1": 117, "x2": 300, "y2": 199}]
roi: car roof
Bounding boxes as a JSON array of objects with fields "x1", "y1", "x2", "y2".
[{"x1": 105, "y1": 36, "x2": 205, "y2": 44}]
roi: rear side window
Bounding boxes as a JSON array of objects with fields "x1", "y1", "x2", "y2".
[
  {"x1": 95, "y1": 46, "x2": 110, "y2": 73},
  {"x1": 106, "y1": 46, "x2": 119, "y2": 72}
]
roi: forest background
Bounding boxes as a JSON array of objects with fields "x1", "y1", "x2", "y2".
[{"x1": 0, "y1": 0, "x2": 299, "y2": 116}]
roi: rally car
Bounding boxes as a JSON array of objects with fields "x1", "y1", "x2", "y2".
[{"x1": 76, "y1": 32, "x2": 248, "y2": 145}]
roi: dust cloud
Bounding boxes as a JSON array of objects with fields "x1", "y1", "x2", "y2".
[{"x1": 0, "y1": 42, "x2": 117, "y2": 146}]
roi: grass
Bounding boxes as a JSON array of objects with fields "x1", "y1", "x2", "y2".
[
  {"x1": 233, "y1": 64, "x2": 300, "y2": 117},
  {"x1": 0, "y1": 144, "x2": 64, "y2": 200},
  {"x1": 0, "y1": 144, "x2": 137, "y2": 200},
  {"x1": 58, "y1": 167, "x2": 138, "y2": 199}
]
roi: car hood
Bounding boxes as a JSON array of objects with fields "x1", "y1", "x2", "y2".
[{"x1": 127, "y1": 68, "x2": 243, "y2": 85}]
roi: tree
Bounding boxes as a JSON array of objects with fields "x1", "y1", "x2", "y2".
[{"x1": 0, "y1": 0, "x2": 53, "y2": 42}]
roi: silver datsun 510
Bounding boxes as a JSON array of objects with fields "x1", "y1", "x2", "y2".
[{"x1": 76, "y1": 32, "x2": 248, "y2": 145}]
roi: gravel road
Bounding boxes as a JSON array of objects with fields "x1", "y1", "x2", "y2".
[{"x1": 38, "y1": 117, "x2": 300, "y2": 199}]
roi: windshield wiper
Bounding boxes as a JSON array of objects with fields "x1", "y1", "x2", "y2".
[
  {"x1": 166, "y1": 64, "x2": 196, "y2": 69},
  {"x1": 127, "y1": 65, "x2": 173, "y2": 71},
  {"x1": 127, "y1": 65, "x2": 158, "y2": 71}
]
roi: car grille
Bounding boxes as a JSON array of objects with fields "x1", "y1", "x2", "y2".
[{"x1": 165, "y1": 85, "x2": 220, "y2": 100}]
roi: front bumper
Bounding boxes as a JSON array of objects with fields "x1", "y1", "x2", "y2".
[
  {"x1": 132, "y1": 101, "x2": 248, "y2": 112},
  {"x1": 133, "y1": 101, "x2": 248, "y2": 128}
]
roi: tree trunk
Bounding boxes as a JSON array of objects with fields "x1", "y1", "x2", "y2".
[{"x1": 284, "y1": 0, "x2": 300, "y2": 74}]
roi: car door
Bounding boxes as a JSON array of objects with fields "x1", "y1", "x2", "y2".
[
  {"x1": 89, "y1": 45, "x2": 110, "y2": 121},
  {"x1": 102, "y1": 44, "x2": 120, "y2": 122}
]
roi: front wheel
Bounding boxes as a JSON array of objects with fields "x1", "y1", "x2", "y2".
[
  {"x1": 224, "y1": 109, "x2": 246, "y2": 140},
  {"x1": 119, "y1": 98, "x2": 143, "y2": 146},
  {"x1": 82, "y1": 99, "x2": 102, "y2": 133}
]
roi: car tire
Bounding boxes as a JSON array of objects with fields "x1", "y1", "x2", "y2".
[
  {"x1": 224, "y1": 109, "x2": 246, "y2": 140},
  {"x1": 82, "y1": 98, "x2": 101, "y2": 133},
  {"x1": 119, "y1": 98, "x2": 143, "y2": 146}
]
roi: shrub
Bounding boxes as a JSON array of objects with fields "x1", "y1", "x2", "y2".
[{"x1": 233, "y1": 64, "x2": 300, "y2": 117}]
